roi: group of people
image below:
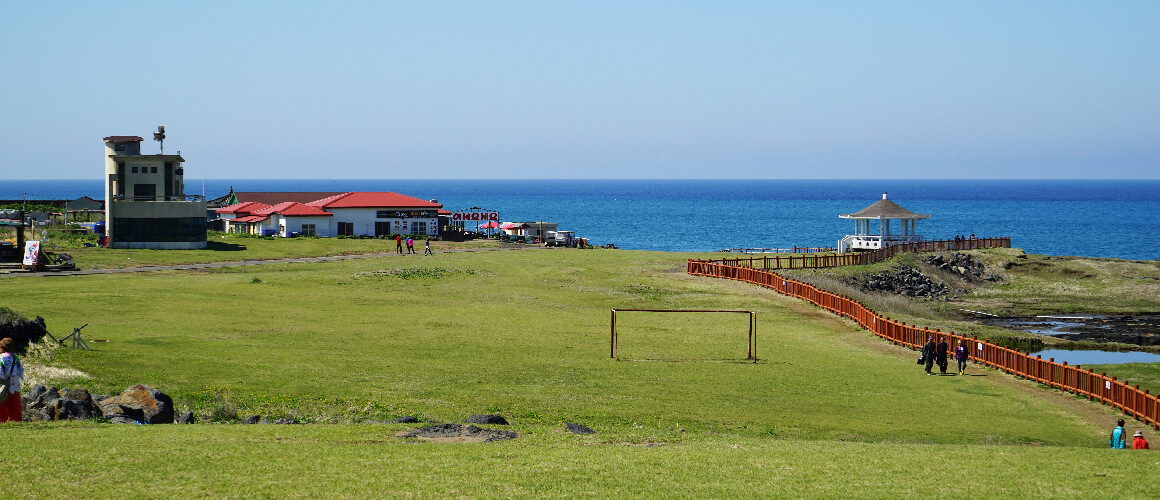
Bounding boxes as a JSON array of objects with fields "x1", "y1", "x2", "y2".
[
  {"x1": 395, "y1": 235, "x2": 433, "y2": 255},
  {"x1": 1110, "y1": 419, "x2": 1150, "y2": 449},
  {"x1": 0, "y1": 338, "x2": 24, "y2": 423},
  {"x1": 920, "y1": 336, "x2": 969, "y2": 375},
  {"x1": 918, "y1": 338, "x2": 1155, "y2": 450}
]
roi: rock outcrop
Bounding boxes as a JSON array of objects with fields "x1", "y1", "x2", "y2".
[
  {"x1": 922, "y1": 253, "x2": 1002, "y2": 282},
  {"x1": 845, "y1": 265, "x2": 950, "y2": 298},
  {"x1": 94, "y1": 384, "x2": 175, "y2": 424},
  {"x1": 0, "y1": 315, "x2": 50, "y2": 354}
]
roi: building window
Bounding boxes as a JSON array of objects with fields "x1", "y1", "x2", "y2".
[
  {"x1": 410, "y1": 221, "x2": 427, "y2": 235},
  {"x1": 337, "y1": 222, "x2": 354, "y2": 236},
  {"x1": 133, "y1": 184, "x2": 156, "y2": 198},
  {"x1": 374, "y1": 221, "x2": 390, "y2": 236},
  {"x1": 151, "y1": 166, "x2": 158, "y2": 173},
  {"x1": 131, "y1": 166, "x2": 139, "y2": 173},
  {"x1": 376, "y1": 210, "x2": 390, "y2": 219},
  {"x1": 111, "y1": 217, "x2": 207, "y2": 243},
  {"x1": 301, "y1": 224, "x2": 316, "y2": 237},
  {"x1": 115, "y1": 144, "x2": 125, "y2": 152}
]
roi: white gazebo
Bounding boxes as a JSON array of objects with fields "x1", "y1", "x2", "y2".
[{"x1": 838, "y1": 192, "x2": 930, "y2": 252}]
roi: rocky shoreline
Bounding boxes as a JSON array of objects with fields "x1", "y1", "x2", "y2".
[
  {"x1": 977, "y1": 314, "x2": 1160, "y2": 347},
  {"x1": 840, "y1": 252, "x2": 1159, "y2": 348}
]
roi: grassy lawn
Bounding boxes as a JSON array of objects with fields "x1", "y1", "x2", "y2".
[
  {"x1": 41, "y1": 231, "x2": 503, "y2": 269},
  {"x1": 7, "y1": 424, "x2": 1157, "y2": 498},
  {"x1": 2, "y1": 247, "x2": 1155, "y2": 497}
]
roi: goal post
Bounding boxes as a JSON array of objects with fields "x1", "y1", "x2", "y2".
[{"x1": 610, "y1": 309, "x2": 757, "y2": 362}]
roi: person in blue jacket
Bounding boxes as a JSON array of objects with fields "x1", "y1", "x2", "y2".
[{"x1": 1110, "y1": 419, "x2": 1127, "y2": 448}]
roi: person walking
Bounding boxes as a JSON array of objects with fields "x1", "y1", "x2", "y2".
[
  {"x1": 1132, "y1": 431, "x2": 1149, "y2": 449},
  {"x1": 936, "y1": 337, "x2": 949, "y2": 374},
  {"x1": 0, "y1": 338, "x2": 25, "y2": 423},
  {"x1": 406, "y1": 236, "x2": 415, "y2": 254},
  {"x1": 921, "y1": 337, "x2": 936, "y2": 375},
  {"x1": 423, "y1": 239, "x2": 433, "y2": 256},
  {"x1": 395, "y1": 235, "x2": 403, "y2": 254},
  {"x1": 955, "y1": 340, "x2": 968, "y2": 375},
  {"x1": 1110, "y1": 419, "x2": 1127, "y2": 448}
]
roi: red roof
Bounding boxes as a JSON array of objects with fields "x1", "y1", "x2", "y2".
[
  {"x1": 103, "y1": 136, "x2": 144, "y2": 143},
  {"x1": 231, "y1": 215, "x2": 269, "y2": 223},
  {"x1": 233, "y1": 192, "x2": 345, "y2": 205},
  {"x1": 438, "y1": 209, "x2": 453, "y2": 215},
  {"x1": 252, "y1": 202, "x2": 332, "y2": 217},
  {"x1": 216, "y1": 202, "x2": 272, "y2": 215},
  {"x1": 308, "y1": 192, "x2": 442, "y2": 209}
]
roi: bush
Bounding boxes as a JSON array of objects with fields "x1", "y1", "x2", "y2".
[{"x1": 207, "y1": 393, "x2": 239, "y2": 422}]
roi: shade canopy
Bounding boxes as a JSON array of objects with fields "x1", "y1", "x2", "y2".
[{"x1": 839, "y1": 193, "x2": 929, "y2": 220}]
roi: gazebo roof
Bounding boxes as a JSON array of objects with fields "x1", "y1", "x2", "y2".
[{"x1": 840, "y1": 193, "x2": 930, "y2": 220}]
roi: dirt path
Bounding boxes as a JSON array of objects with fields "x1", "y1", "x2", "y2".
[{"x1": 1, "y1": 245, "x2": 544, "y2": 278}]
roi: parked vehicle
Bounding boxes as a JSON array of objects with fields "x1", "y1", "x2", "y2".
[{"x1": 546, "y1": 230, "x2": 576, "y2": 247}]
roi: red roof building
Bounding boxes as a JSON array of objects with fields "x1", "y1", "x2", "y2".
[
  {"x1": 307, "y1": 192, "x2": 441, "y2": 209},
  {"x1": 215, "y1": 192, "x2": 444, "y2": 238},
  {"x1": 216, "y1": 201, "x2": 272, "y2": 215},
  {"x1": 252, "y1": 202, "x2": 332, "y2": 217}
]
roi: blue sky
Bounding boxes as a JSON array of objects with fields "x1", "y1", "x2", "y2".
[{"x1": 2, "y1": 1, "x2": 1157, "y2": 179}]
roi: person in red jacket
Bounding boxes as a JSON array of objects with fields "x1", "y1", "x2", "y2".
[{"x1": 1133, "y1": 430, "x2": 1149, "y2": 449}]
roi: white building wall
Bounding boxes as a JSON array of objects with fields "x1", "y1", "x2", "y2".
[
  {"x1": 282, "y1": 216, "x2": 331, "y2": 237},
  {"x1": 325, "y1": 208, "x2": 438, "y2": 237}
]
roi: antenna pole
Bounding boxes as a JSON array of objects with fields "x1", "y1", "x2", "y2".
[{"x1": 154, "y1": 125, "x2": 166, "y2": 154}]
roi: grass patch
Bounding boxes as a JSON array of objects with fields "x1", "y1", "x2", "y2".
[
  {"x1": 45, "y1": 231, "x2": 502, "y2": 269},
  {"x1": 6, "y1": 425, "x2": 1160, "y2": 498},
  {"x1": 1, "y1": 247, "x2": 1154, "y2": 495},
  {"x1": 1083, "y1": 363, "x2": 1160, "y2": 396}
]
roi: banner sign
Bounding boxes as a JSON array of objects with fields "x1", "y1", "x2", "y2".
[
  {"x1": 452, "y1": 212, "x2": 499, "y2": 222},
  {"x1": 23, "y1": 240, "x2": 41, "y2": 266}
]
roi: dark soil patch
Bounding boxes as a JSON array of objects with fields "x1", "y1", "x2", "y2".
[
  {"x1": 566, "y1": 422, "x2": 595, "y2": 435},
  {"x1": 465, "y1": 414, "x2": 509, "y2": 425},
  {"x1": 397, "y1": 423, "x2": 517, "y2": 443}
]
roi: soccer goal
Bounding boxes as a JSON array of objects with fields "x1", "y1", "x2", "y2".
[{"x1": 609, "y1": 309, "x2": 757, "y2": 362}]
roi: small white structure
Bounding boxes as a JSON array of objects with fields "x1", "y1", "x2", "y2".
[{"x1": 838, "y1": 193, "x2": 929, "y2": 252}]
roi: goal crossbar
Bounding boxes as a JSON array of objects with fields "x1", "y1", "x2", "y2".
[{"x1": 610, "y1": 309, "x2": 757, "y2": 361}]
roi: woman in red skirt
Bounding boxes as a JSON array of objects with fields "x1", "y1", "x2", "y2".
[{"x1": 0, "y1": 338, "x2": 25, "y2": 423}]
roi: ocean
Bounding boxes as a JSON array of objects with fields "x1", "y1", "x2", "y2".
[{"x1": 2, "y1": 179, "x2": 1158, "y2": 260}]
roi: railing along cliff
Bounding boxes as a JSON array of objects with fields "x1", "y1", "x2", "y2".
[{"x1": 686, "y1": 237, "x2": 1159, "y2": 430}]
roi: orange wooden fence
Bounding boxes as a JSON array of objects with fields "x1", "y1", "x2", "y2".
[
  {"x1": 686, "y1": 239, "x2": 1159, "y2": 430},
  {"x1": 708, "y1": 237, "x2": 1011, "y2": 270}
]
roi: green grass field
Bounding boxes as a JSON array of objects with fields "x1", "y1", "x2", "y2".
[
  {"x1": 36, "y1": 230, "x2": 499, "y2": 269},
  {"x1": 2, "y1": 245, "x2": 1156, "y2": 497}
]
